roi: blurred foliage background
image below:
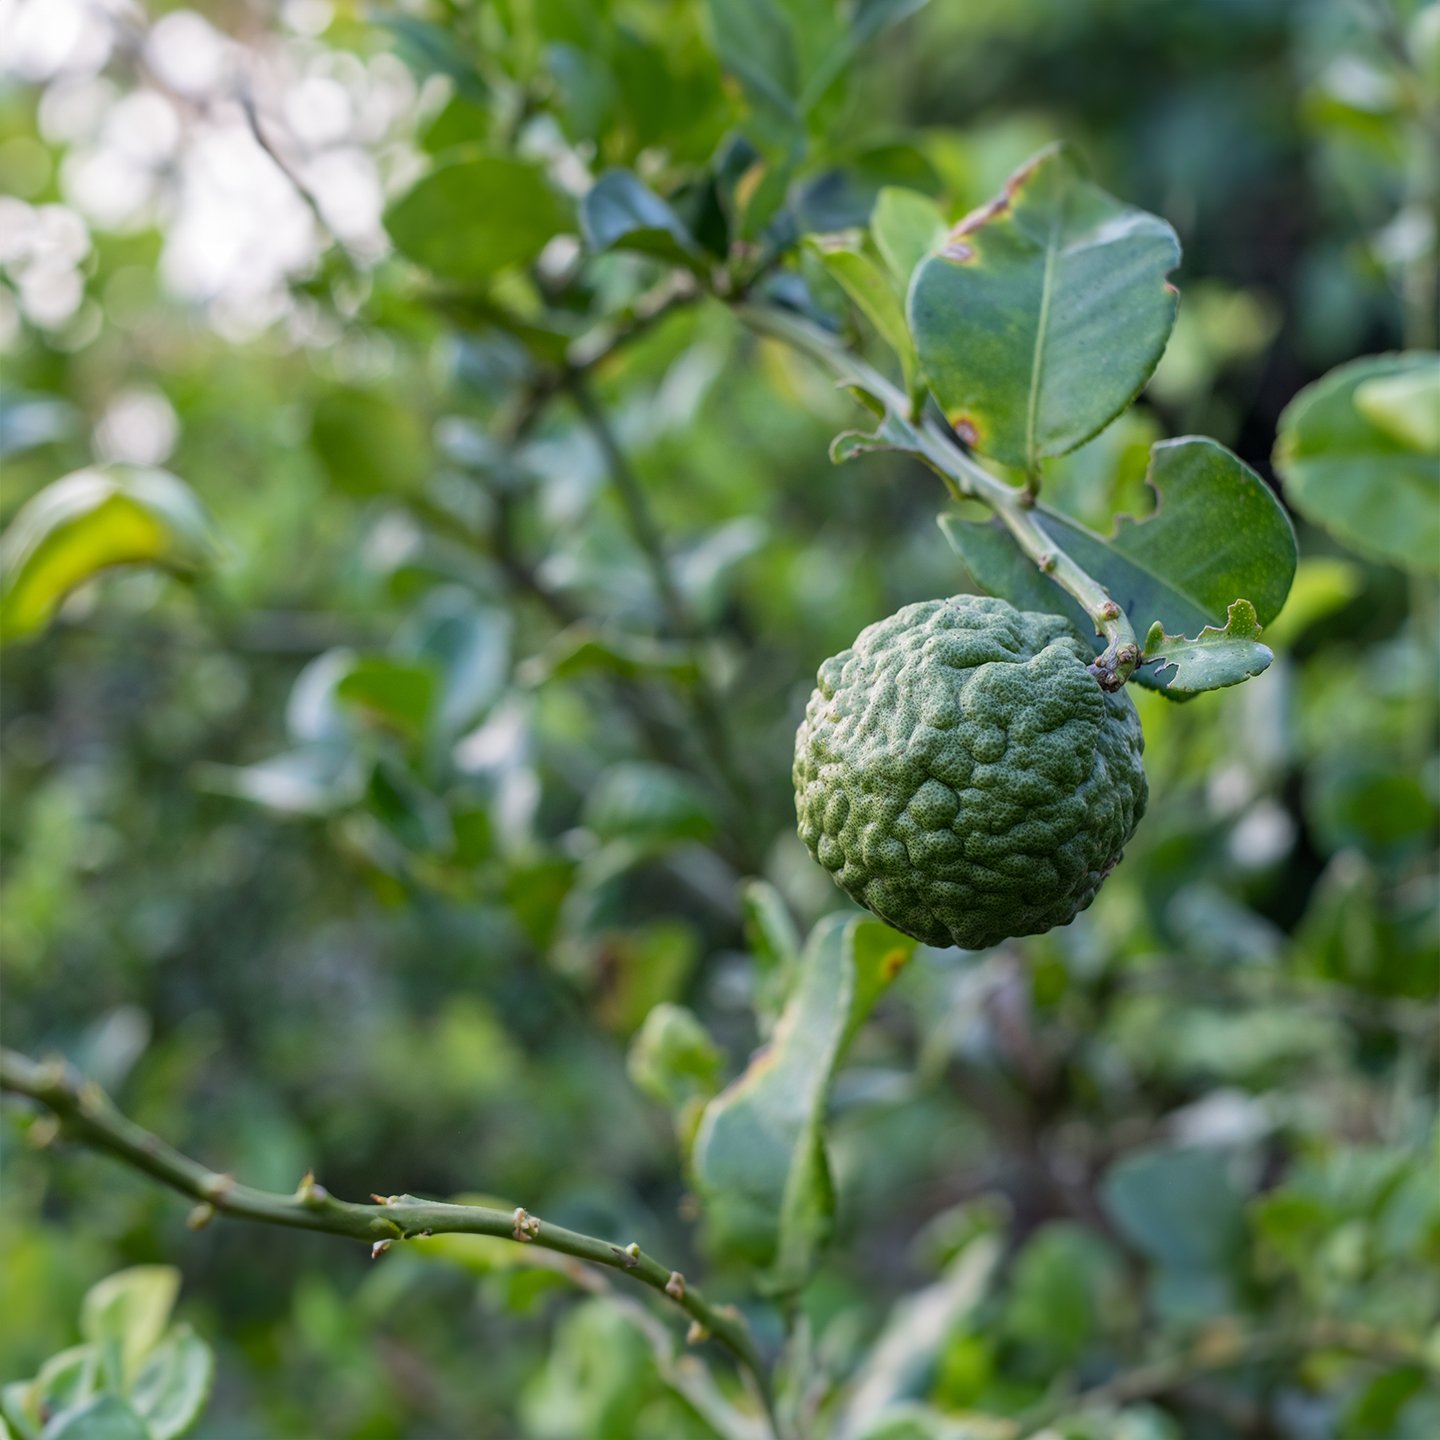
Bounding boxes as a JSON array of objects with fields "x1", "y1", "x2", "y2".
[{"x1": 1, "y1": 1, "x2": 1437, "y2": 1437}]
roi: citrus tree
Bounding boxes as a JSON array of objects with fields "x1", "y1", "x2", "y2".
[{"x1": 2, "y1": 2, "x2": 1437, "y2": 1438}]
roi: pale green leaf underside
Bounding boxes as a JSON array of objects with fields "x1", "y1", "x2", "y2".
[
  {"x1": 1140, "y1": 598, "x2": 1273, "y2": 693},
  {"x1": 908, "y1": 143, "x2": 1180, "y2": 471},
  {"x1": 691, "y1": 913, "x2": 916, "y2": 1293}
]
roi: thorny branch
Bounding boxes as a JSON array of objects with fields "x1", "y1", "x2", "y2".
[{"x1": 0, "y1": 1048, "x2": 780, "y2": 1438}]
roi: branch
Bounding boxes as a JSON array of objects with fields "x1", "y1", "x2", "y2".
[
  {"x1": 0, "y1": 1048, "x2": 779, "y2": 1436},
  {"x1": 567, "y1": 377, "x2": 763, "y2": 861},
  {"x1": 1010, "y1": 1319, "x2": 1438, "y2": 1438},
  {"x1": 735, "y1": 305, "x2": 1142, "y2": 691}
]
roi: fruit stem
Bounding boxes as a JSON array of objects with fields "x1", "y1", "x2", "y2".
[{"x1": 736, "y1": 305, "x2": 1141, "y2": 690}]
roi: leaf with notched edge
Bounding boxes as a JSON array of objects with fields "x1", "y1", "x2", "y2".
[
  {"x1": 908, "y1": 144, "x2": 1180, "y2": 471},
  {"x1": 1139, "y1": 598, "x2": 1274, "y2": 694},
  {"x1": 941, "y1": 436, "x2": 1296, "y2": 696}
]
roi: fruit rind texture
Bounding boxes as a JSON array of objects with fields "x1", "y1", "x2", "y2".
[{"x1": 793, "y1": 596, "x2": 1147, "y2": 949}]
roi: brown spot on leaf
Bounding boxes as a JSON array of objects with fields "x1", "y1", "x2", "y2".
[
  {"x1": 881, "y1": 948, "x2": 910, "y2": 981},
  {"x1": 951, "y1": 414, "x2": 981, "y2": 448}
]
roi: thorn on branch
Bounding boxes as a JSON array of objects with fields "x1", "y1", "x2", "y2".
[
  {"x1": 1101, "y1": 600, "x2": 1122, "y2": 620},
  {"x1": 665, "y1": 1271, "x2": 686, "y2": 1300},
  {"x1": 1038, "y1": 552, "x2": 1057, "y2": 573},
  {"x1": 296, "y1": 1171, "x2": 329, "y2": 1206},
  {"x1": 686, "y1": 1319, "x2": 710, "y2": 1345},
  {"x1": 200, "y1": 1172, "x2": 235, "y2": 1205},
  {"x1": 186, "y1": 1203, "x2": 216, "y2": 1231},
  {"x1": 512, "y1": 1207, "x2": 541, "y2": 1243},
  {"x1": 371, "y1": 1239, "x2": 393, "y2": 1260},
  {"x1": 610, "y1": 1242, "x2": 641, "y2": 1269}
]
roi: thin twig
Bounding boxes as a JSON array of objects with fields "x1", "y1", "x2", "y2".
[
  {"x1": 736, "y1": 305, "x2": 1143, "y2": 691},
  {"x1": 0, "y1": 1048, "x2": 781, "y2": 1436},
  {"x1": 567, "y1": 377, "x2": 762, "y2": 859}
]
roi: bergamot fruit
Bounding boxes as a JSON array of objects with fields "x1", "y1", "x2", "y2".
[{"x1": 794, "y1": 596, "x2": 1147, "y2": 949}]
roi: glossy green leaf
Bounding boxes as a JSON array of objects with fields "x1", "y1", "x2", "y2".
[
  {"x1": 80, "y1": 1267, "x2": 179, "y2": 1387},
  {"x1": 580, "y1": 170, "x2": 705, "y2": 269},
  {"x1": 941, "y1": 436, "x2": 1296, "y2": 694},
  {"x1": 39, "y1": 1395, "x2": 150, "y2": 1440},
  {"x1": 691, "y1": 913, "x2": 917, "y2": 1292},
  {"x1": 0, "y1": 468, "x2": 217, "y2": 645},
  {"x1": 909, "y1": 144, "x2": 1180, "y2": 470},
  {"x1": 1274, "y1": 352, "x2": 1440, "y2": 575},
  {"x1": 129, "y1": 1327, "x2": 213, "y2": 1440},
  {"x1": 1139, "y1": 599, "x2": 1273, "y2": 694},
  {"x1": 308, "y1": 387, "x2": 432, "y2": 497},
  {"x1": 384, "y1": 154, "x2": 568, "y2": 285},
  {"x1": 806, "y1": 234, "x2": 920, "y2": 406},
  {"x1": 871, "y1": 186, "x2": 947, "y2": 292}
]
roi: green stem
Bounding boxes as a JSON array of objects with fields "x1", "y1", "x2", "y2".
[
  {"x1": 736, "y1": 305, "x2": 1142, "y2": 690},
  {"x1": 0, "y1": 1048, "x2": 780, "y2": 1437}
]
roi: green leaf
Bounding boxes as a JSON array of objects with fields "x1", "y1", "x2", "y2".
[
  {"x1": 1101, "y1": 1146, "x2": 1245, "y2": 1318},
  {"x1": 743, "y1": 878, "x2": 803, "y2": 1033},
  {"x1": 691, "y1": 913, "x2": 917, "y2": 1292},
  {"x1": 129, "y1": 1328, "x2": 213, "y2": 1440},
  {"x1": 580, "y1": 170, "x2": 705, "y2": 270},
  {"x1": 705, "y1": 0, "x2": 802, "y2": 139},
  {"x1": 80, "y1": 1268, "x2": 180, "y2": 1388},
  {"x1": 384, "y1": 153, "x2": 568, "y2": 285},
  {"x1": 835, "y1": 1237, "x2": 1000, "y2": 1440},
  {"x1": 806, "y1": 234, "x2": 921, "y2": 408},
  {"x1": 401, "y1": 590, "x2": 510, "y2": 742},
  {"x1": 1355, "y1": 366, "x2": 1440, "y2": 452},
  {"x1": 32, "y1": 1349, "x2": 99, "y2": 1421},
  {"x1": 626, "y1": 1002, "x2": 723, "y2": 1111},
  {"x1": 518, "y1": 625, "x2": 701, "y2": 685},
  {"x1": 941, "y1": 436, "x2": 1296, "y2": 695},
  {"x1": 308, "y1": 386, "x2": 432, "y2": 497},
  {"x1": 1274, "y1": 352, "x2": 1440, "y2": 575},
  {"x1": 0, "y1": 468, "x2": 218, "y2": 645},
  {"x1": 870, "y1": 186, "x2": 947, "y2": 292},
  {"x1": 3, "y1": 1382, "x2": 41, "y2": 1440},
  {"x1": 195, "y1": 744, "x2": 362, "y2": 818},
  {"x1": 1139, "y1": 599, "x2": 1273, "y2": 694},
  {"x1": 909, "y1": 144, "x2": 1179, "y2": 471},
  {"x1": 39, "y1": 1395, "x2": 150, "y2": 1440},
  {"x1": 334, "y1": 657, "x2": 437, "y2": 740},
  {"x1": 581, "y1": 763, "x2": 715, "y2": 848}
]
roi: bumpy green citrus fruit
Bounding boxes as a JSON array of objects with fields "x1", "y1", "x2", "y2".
[{"x1": 794, "y1": 596, "x2": 1147, "y2": 949}]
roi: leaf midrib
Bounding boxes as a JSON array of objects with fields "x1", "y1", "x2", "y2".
[{"x1": 1023, "y1": 195, "x2": 1064, "y2": 472}]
